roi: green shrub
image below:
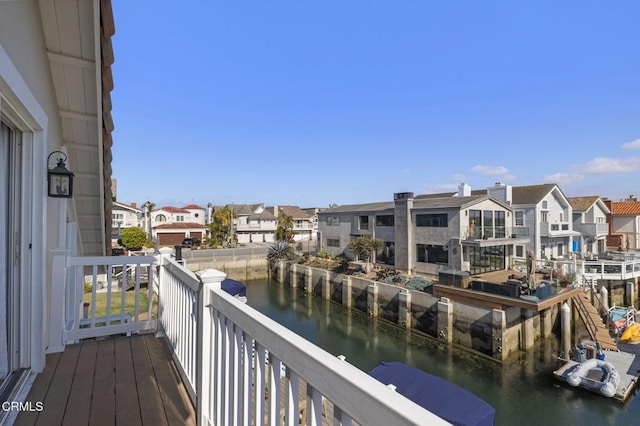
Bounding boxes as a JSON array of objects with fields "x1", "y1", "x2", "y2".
[
  {"x1": 383, "y1": 274, "x2": 407, "y2": 284},
  {"x1": 405, "y1": 276, "x2": 432, "y2": 291},
  {"x1": 316, "y1": 250, "x2": 329, "y2": 259}
]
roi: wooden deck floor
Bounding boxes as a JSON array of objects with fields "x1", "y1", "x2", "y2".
[{"x1": 15, "y1": 334, "x2": 195, "y2": 426}]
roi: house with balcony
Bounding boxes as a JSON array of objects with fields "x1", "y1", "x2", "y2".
[
  {"x1": 111, "y1": 201, "x2": 143, "y2": 243},
  {"x1": 150, "y1": 205, "x2": 206, "y2": 246},
  {"x1": 568, "y1": 196, "x2": 610, "y2": 255},
  {"x1": 270, "y1": 205, "x2": 317, "y2": 242},
  {"x1": 224, "y1": 203, "x2": 278, "y2": 243},
  {"x1": 605, "y1": 197, "x2": 640, "y2": 250},
  {"x1": 478, "y1": 183, "x2": 578, "y2": 262},
  {"x1": 318, "y1": 186, "x2": 526, "y2": 276}
]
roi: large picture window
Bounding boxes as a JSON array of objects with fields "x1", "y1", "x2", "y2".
[
  {"x1": 327, "y1": 216, "x2": 340, "y2": 226},
  {"x1": 416, "y1": 214, "x2": 448, "y2": 227},
  {"x1": 375, "y1": 215, "x2": 394, "y2": 227},
  {"x1": 416, "y1": 244, "x2": 448, "y2": 264}
]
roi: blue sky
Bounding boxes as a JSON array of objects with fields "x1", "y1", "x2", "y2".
[{"x1": 111, "y1": 1, "x2": 640, "y2": 208}]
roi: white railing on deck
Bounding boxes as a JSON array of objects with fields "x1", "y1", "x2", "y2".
[
  {"x1": 199, "y1": 279, "x2": 447, "y2": 426},
  {"x1": 155, "y1": 256, "x2": 448, "y2": 426},
  {"x1": 157, "y1": 254, "x2": 202, "y2": 404},
  {"x1": 63, "y1": 255, "x2": 157, "y2": 342}
]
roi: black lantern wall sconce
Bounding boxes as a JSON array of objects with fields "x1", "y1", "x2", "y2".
[{"x1": 47, "y1": 151, "x2": 74, "y2": 198}]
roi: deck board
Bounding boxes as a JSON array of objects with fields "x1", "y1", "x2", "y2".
[
  {"x1": 16, "y1": 335, "x2": 195, "y2": 426},
  {"x1": 89, "y1": 339, "x2": 116, "y2": 426},
  {"x1": 130, "y1": 335, "x2": 166, "y2": 426},
  {"x1": 115, "y1": 337, "x2": 143, "y2": 426},
  {"x1": 37, "y1": 344, "x2": 82, "y2": 426},
  {"x1": 62, "y1": 341, "x2": 98, "y2": 425}
]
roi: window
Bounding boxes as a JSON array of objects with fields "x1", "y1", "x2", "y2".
[
  {"x1": 494, "y1": 211, "x2": 505, "y2": 238},
  {"x1": 176, "y1": 215, "x2": 185, "y2": 222},
  {"x1": 515, "y1": 211, "x2": 524, "y2": 226},
  {"x1": 416, "y1": 214, "x2": 448, "y2": 227},
  {"x1": 483, "y1": 210, "x2": 494, "y2": 237},
  {"x1": 327, "y1": 238, "x2": 340, "y2": 247},
  {"x1": 557, "y1": 243, "x2": 564, "y2": 257},
  {"x1": 541, "y1": 211, "x2": 548, "y2": 222},
  {"x1": 327, "y1": 216, "x2": 339, "y2": 226},
  {"x1": 155, "y1": 214, "x2": 167, "y2": 222},
  {"x1": 515, "y1": 245, "x2": 524, "y2": 257},
  {"x1": 416, "y1": 244, "x2": 448, "y2": 263},
  {"x1": 375, "y1": 215, "x2": 394, "y2": 227},
  {"x1": 542, "y1": 200, "x2": 548, "y2": 209},
  {"x1": 359, "y1": 215, "x2": 369, "y2": 230}
]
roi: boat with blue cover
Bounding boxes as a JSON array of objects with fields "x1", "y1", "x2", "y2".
[
  {"x1": 369, "y1": 361, "x2": 495, "y2": 426},
  {"x1": 222, "y1": 278, "x2": 247, "y2": 303}
]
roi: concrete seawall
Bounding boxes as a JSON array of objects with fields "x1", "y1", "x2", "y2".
[
  {"x1": 181, "y1": 247, "x2": 270, "y2": 281},
  {"x1": 273, "y1": 260, "x2": 562, "y2": 362}
]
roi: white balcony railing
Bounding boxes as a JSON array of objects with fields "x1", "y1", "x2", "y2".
[
  {"x1": 53, "y1": 251, "x2": 447, "y2": 425},
  {"x1": 61, "y1": 254, "x2": 157, "y2": 343},
  {"x1": 158, "y1": 257, "x2": 447, "y2": 425}
]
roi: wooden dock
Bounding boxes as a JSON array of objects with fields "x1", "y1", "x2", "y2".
[
  {"x1": 572, "y1": 292, "x2": 618, "y2": 351},
  {"x1": 554, "y1": 349, "x2": 640, "y2": 402}
]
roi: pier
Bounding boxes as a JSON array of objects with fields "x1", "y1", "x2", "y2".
[{"x1": 554, "y1": 347, "x2": 640, "y2": 402}]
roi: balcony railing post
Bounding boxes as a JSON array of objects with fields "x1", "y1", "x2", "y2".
[
  {"x1": 47, "y1": 248, "x2": 69, "y2": 354},
  {"x1": 196, "y1": 268, "x2": 227, "y2": 425}
]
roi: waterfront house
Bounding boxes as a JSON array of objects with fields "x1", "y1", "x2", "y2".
[
  {"x1": 223, "y1": 203, "x2": 278, "y2": 243},
  {"x1": 604, "y1": 197, "x2": 640, "y2": 250},
  {"x1": 317, "y1": 186, "x2": 527, "y2": 276},
  {"x1": 270, "y1": 205, "x2": 317, "y2": 242},
  {"x1": 0, "y1": 0, "x2": 117, "y2": 417},
  {"x1": 568, "y1": 196, "x2": 610, "y2": 255},
  {"x1": 481, "y1": 183, "x2": 579, "y2": 262},
  {"x1": 150, "y1": 205, "x2": 206, "y2": 246}
]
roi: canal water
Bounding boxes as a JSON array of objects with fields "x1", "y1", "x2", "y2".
[{"x1": 246, "y1": 279, "x2": 640, "y2": 426}]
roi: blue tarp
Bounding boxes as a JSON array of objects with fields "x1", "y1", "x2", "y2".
[
  {"x1": 368, "y1": 362, "x2": 495, "y2": 426},
  {"x1": 221, "y1": 278, "x2": 247, "y2": 297}
]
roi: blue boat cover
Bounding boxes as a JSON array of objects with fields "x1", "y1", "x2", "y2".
[
  {"x1": 221, "y1": 278, "x2": 247, "y2": 297},
  {"x1": 369, "y1": 362, "x2": 495, "y2": 426}
]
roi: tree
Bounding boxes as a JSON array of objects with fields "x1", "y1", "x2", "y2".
[
  {"x1": 206, "y1": 206, "x2": 234, "y2": 247},
  {"x1": 275, "y1": 210, "x2": 295, "y2": 243},
  {"x1": 348, "y1": 236, "x2": 385, "y2": 264},
  {"x1": 121, "y1": 227, "x2": 147, "y2": 250}
]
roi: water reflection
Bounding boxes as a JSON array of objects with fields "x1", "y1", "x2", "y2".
[{"x1": 247, "y1": 279, "x2": 640, "y2": 426}]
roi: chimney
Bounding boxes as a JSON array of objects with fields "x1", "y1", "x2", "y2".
[
  {"x1": 274, "y1": 205, "x2": 279, "y2": 217},
  {"x1": 458, "y1": 183, "x2": 471, "y2": 197},
  {"x1": 131, "y1": 202, "x2": 137, "y2": 209},
  {"x1": 487, "y1": 182, "x2": 512, "y2": 204}
]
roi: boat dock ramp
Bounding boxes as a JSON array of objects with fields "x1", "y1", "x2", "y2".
[{"x1": 554, "y1": 342, "x2": 640, "y2": 402}]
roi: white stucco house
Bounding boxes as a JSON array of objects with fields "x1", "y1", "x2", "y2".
[
  {"x1": 0, "y1": 0, "x2": 116, "y2": 416},
  {"x1": 149, "y1": 204, "x2": 206, "y2": 246}
]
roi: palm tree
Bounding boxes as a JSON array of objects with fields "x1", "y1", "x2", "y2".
[
  {"x1": 276, "y1": 210, "x2": 294, "y2": 243},
  {"x1": 207, "y1": 206, "x2": 234, "y2": 247}
]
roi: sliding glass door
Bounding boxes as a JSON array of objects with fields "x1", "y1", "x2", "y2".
[{"x1": 0, "y1": 120, "x2": 21, "y2": 386}]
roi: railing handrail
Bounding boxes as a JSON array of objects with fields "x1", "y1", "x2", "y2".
[{"x1": 202, "y1": 282, "x2": 448, "y2": 425}]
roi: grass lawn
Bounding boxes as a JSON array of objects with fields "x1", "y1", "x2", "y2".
[{"x1": 83, "y1": 288, "x2": 157, "y2": 319}]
